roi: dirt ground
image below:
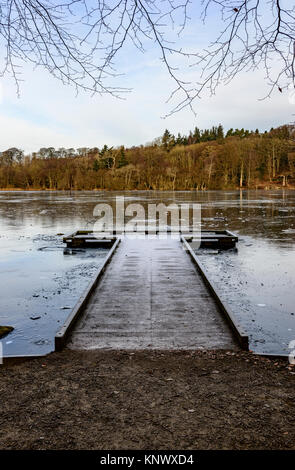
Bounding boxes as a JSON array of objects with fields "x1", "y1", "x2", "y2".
[{"x1": 0, "y1": 349, "x2": 295, "y2": 450}]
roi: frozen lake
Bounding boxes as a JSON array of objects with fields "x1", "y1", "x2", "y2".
[{"x1": 0, "y1": 190, "x2": 294, "y2": 356}]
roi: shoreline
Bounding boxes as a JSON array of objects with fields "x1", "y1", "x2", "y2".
[
  {"x1": 1, "y1": 349, "x2": 294, "y2": 450},
  {"x1": 0, "y1": 186, "x2": 295, "y2": 192}
]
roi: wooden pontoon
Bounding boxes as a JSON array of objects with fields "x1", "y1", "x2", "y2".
[
  {"x1": 63, "y1": 229, "x2": 238, "y2": 250},
  {"x1": 63, "y1": 230, "x2": 117, "y2": 248},
  {"x1": 185, "y1": 230, "x2": 238, "y2": 249}
]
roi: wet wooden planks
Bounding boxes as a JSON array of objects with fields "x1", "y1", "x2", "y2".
[{"x1": 68, "y1": 238, "x2": 238, "y2": 350}]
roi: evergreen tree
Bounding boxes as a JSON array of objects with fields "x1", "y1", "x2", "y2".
[
  {"x1": 93, "y1": 159, "x2": 99, "y2": 171},
  {"x1": 161, "y1": 129, "x2": 175, "y2": 151},
  {"x1": 193, "y1": 127, "x2": 201, "y2": 143},
  {"x1": 117, "y1": 147, "x2": 128, "y2": 168},
  {"x1": 217, "y1": 124, "x2": 224, "y2": 140},
  {"x1": 176, "y1": 133, "x2": 184, "y2": 145}
]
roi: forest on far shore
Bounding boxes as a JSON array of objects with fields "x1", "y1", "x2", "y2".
[{"x1": 1, "y1": 124, "x2": 295, "y2": 191}]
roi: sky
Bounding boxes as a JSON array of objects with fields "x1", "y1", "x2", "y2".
[{"x1": 0, "y1": 1, "x2": 293, "y2": 153}]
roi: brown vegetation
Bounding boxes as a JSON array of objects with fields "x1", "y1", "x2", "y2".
[{"x1": 1, "y1": 125, "x2": 295, "y2": 191}]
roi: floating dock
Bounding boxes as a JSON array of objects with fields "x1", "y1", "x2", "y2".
[
  {"x1": 62, "y1": 238, "x2": 242, "y2": 351},
  {"x1": 185, "y1": 230, "x2": 238, "y2": 250},
  {"x1": 63, "y1": 230, "x2": 238, "y2": 250},
  {"x1": 63, "y1": 231, "x2": 117, "y2": 248}
]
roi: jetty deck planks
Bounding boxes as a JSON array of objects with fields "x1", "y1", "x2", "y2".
[{"x1": 68, "y1": 238, "x2": 238, "y2": 350}]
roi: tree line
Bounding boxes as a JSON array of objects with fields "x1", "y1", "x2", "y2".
[{"x1": 1, "y1": 124, "x2": 295, "y2": 191}]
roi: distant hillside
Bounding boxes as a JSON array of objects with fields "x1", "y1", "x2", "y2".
[{"x1": 1, "y1": 124, "x2": 295, "y2": 190}]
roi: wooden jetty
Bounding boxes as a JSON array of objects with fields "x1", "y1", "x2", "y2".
[
  {"x1": 63, "y1": 231, "x2": 117, "y2": 248},
  {"x1": 64, "y1": 229, "x2": 238, "y2": 249},
  {"x1": 181, "y1": 236, "x2": 248, "y2": 349},
  {"x1": 185, "y1": 230, "x2": 238, "y2": 250},
  {"x1": 57, "y1": 238, "x2": 245, "y2": 351}
]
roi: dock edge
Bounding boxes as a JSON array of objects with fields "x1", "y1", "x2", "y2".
[
  {"x1": 55, "y1": 237, "x2": 121, "y2": 351},
  {"x1": 181, "y1": 235, "x2": 249, "y2": 351}
]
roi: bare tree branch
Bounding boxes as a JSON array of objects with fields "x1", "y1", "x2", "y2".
[
  {"x1": 192, "y1": 1, "x2": 295, "y2": 106},
  {"x1": 0, "y1": 1, "x2": 293, "y2": 114}
]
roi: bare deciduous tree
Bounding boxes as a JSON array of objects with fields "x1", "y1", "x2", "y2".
[
  {"x1": 0, "y1": 1, "x2": 294, "y2": 113},
  {"x1": 196, "y1": 1, "x2": 295, "y2": 102}
]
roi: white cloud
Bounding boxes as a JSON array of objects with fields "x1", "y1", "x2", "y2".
[
  {"x1": 0, "y1": 113, "x2": 73, "y2": 151},
  {"x1": 0, "y1": 29, "x2": 292, "y2": 153}
]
